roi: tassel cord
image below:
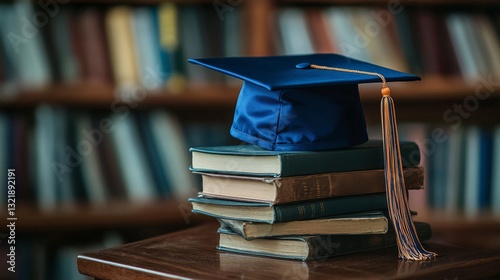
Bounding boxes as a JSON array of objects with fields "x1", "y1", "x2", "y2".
[{"x1": 382, "y1": 96, "x2": 437, "y2": 260}]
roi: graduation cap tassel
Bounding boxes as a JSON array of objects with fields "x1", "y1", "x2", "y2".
[
  {"x1": 381, "y1": 87, "x2": 437, "y2": 261},
  {"x1": 302, "y1": 63, "x2": 437, "y2": 261}
]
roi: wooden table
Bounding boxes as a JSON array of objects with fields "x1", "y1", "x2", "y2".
[{"x1": 77, "y1": 223, "x2": 500, "y2": 279}]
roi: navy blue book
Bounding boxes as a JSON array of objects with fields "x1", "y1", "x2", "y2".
[
  {"x1": 189, "y1": 193, "x2": 387, "y2": 224},
  {"x1": 190, "y1": 140, "x2": 420, "y2": 177}
]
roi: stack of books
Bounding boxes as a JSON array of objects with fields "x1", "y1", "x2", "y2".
[{"x1": 188, "y1": 140, "x2": 432, "y2": 261}]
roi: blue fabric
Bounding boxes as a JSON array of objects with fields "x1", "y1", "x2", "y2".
[
  {"x1": 230, "y1": 82, "x2": 368, "y2": 151},
  {"x1": 188, "y1": 54, "x2": 420, "y2": 90}
]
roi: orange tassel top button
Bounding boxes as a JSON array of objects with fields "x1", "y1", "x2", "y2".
[{"x1": 381, "y1": 86, "x2": 391, "y2": 97}]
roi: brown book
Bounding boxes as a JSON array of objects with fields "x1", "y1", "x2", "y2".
[
  {"x1": 94, "y1": 118, "x2": 127, "y2": 200},
  {"x1": 77, "y1": 8, "x2": 114, "y2": 84},
  {"x1": 305, "y1": 9, "x2": 337, "y2": 54},
  {"x1": 197, "y1": 166, "x2": 424, "y2": 204},
  {"x1": 435, "y1": 14, "x2": 461, "y2": 76},
  {"x1": 11, "y1": 115, "x2": 32, "y2": 201},
  {"x1": 413, "y1": 8, "x2": 460, "y2": 76},
  {"x1": 0, "y1": 37, "x2": 6, "y2": 83}
]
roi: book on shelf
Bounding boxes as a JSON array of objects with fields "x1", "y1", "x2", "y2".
[
  {"x1": 473, "y1": 13, "x2": 500, "y2": 78},
  {"x1": 217, "y1": 211, "x2": 388, "y2": 240},
  {"x1": 158, "y1": 3, "x2": 193, "y2": 91},
  {"x1": 394, "y1": 9, "x2": 423, "y2": 75},
  {"x1": 0, "y1": 114, "x2": 7, "y2": 206},
  {"x1": 492, "y1": 127, "x2": 500, "y2": 216},
  {"x1": 305, "y1": 8, "x2": 337, "y2": 54},
  {"x1": 414, "y1": 8, "x2": 460, "y2": 76},
  {"x1": 33, "y1": 106, "x2": 60, "y2": 209},
  {"x1": 277, "y1": 7, "x2": 314, "y2": 55},
  {"x1": 444, "y1": 127, "x2": 466, "y2": 213},
  {"x1": 106, "y1": 6, "x2": 139, "y2": 89},
  {"x1": 48, "y1": 7, "x2": 76, "y2": 82},
  {"x1": 189, "y1": 193, "x2": 387, "y2": 224},
  {"x1": 110, "y1": 114, "x2": 158, "y2": 201},
  {"x1": 77, "y1": 7, "x2": 114, "y2": 84},
  {"x1": 351, "y1": 7, "x2": 408, "y2": 72},
  {"x1": 147, "y1": 110, "x2": 197, "y2": 198},
  {"x1": 324, "y1": 7, "x2": 371, "y2": 64},
  {"x1": 94, "y1": 117, "x2": 128, "y2": 200},
  {"x1": 180, "y1": 6, "x2": 212, "y2": 83},
  {"x1": 217, "y1": 221, "x2": 432, "y2": 261},
  {"x1": 132, "y1": 6, "x2": 163, "y2": 89},
  {"x1": 197, "y1": 166, "x2": 424, "y2": 204},
  {"x1": 463, "y1": 126, "x2": 494, "y2": 215},
  {"x1": 77, "y1": 114, "x2": 108, "y2": 204},
  {"x1": 190, "y1": 140, "x2": 420, "y2": 177},
  {"x1": 0, "y1": 1, "x2": 51, "y2": 86}
]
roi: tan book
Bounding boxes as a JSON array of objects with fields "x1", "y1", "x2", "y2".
[
  {"x1": 105, "y1": 6, "x2": 138, "y2": 87},
  {"x1": 198, "y1": 166, "x2": 424, "y2": 204},
  {"x1": 218, "y1": 211, "x2": 388, "y2": 240}
]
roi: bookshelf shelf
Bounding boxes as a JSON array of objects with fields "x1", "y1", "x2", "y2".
[
  {"x1": 1, "y1": 199, "x2": 210, "y2": 233},
  {"x1": 3, "y1": 78, "x2": 498, "y2": 123},
  {"x1": 2, "y1": 77, "x2": 498, "y2": 106},
  {"x1": 0, "y1": 83, "x2": 240, "y2": 109}
]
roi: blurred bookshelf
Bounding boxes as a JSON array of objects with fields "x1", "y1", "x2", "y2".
[{"x1": 1, "y1": 0, "x2": 500, "y2": 279}]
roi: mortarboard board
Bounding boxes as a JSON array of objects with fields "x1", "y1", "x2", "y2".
[
  {"x1": 189, "y1": 53, "x2": 437, "y2": 261},
  {"x1": 188, "y1": 54, "x2": 419, "y2": 151}
]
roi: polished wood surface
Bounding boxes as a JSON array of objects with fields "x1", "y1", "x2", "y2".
[{"x1": 78, "y1": 223, "x2": 500, "y2": 280}]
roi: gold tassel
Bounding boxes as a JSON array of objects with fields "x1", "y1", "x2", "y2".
[{"x1": 302, "y1": 63, "x2": 437, "y2": 261}]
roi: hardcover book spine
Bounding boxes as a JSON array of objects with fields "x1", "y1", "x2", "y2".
[
  {"x1": 274, "y1": 193, "x2": 387, "y2": 223},
  {"x1": 306, "y1": 221, "x2": 432, "y2": 261},
  {"x1": 279, "y1": 142, "x2": 420, "y2": 177},
  {"x1": 274, "y1": 167, "x2": 424, "y2": 204}
]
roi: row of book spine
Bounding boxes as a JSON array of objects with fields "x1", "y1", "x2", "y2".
[
  {"x1": 380, "y1": 123, "x2": 500, "y2": 217},
  {"x1": 3, "y1": 3, "x2": 499, "y2": 93},
  {"x1": 0, "y1": 2, "x2": 242, "y2": 93},
  {"x1": 0, "y1": 108, "x2": 232, "y2": 209},
  {"x1": 428, "y1": 125, "x2": 500, "y2": 216},
  {"x1": 276, "y1": 6, "x2": 500, "y2": 80}
]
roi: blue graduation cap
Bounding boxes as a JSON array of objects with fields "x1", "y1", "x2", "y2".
[
  {"x1": 189, "y1": 53, "x2": 437, "y2": 261},
  {"x1": 188, "y1": 54, "x2": 419, "y2": 151}
]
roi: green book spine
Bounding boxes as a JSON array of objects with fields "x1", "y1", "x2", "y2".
[
  {"x1": 274, "y1": 193, "x2": 387, "y2": 223},
  {"x1": 190, "y1": 140, "x2": 420, "y2": 177},
  {"x1": 278, "y1": 141, "x2": 420, "y2": 177}
]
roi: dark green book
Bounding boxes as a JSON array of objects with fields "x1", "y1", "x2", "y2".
[
  {"x1": 189, "y1": 193, "x2": 387, "y2": 224},
  {"x1": 217, "y1": 222, "x2": 432, "y2": 261},
  {"x1": 189, "y1": 140, "x2": 420, "y2": 177}
]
